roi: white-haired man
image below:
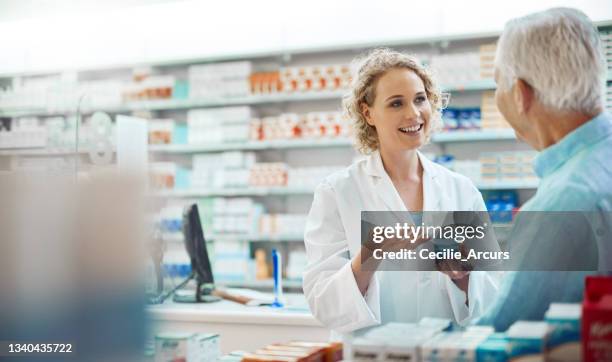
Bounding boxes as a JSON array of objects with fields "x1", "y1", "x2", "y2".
[{"x1": 475, "y1": 7, "x2": 612, "y2": 331}]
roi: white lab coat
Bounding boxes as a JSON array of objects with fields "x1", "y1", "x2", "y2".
[{"x1": 302, "y1": 150, "x2": 501, "y2": 334}]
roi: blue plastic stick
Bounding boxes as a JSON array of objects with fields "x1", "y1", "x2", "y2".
[{"x1": 271, "y1": 249, "x2": 284, "y2": 308}]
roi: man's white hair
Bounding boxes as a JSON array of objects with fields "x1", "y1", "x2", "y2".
[{"x1": 495, "y1": 7, "x2": 606, "y2": 114}]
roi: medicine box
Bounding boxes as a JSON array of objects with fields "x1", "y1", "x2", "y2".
[
  {"x1": 545, "y1": 303, "x2": 581, "y2": 362},
  {"x1": 507, "y1": 321, "x2": 550, "y2": 362},
  {"x1": 154, "y1": 332, "x2": 220, "y2": 362}
]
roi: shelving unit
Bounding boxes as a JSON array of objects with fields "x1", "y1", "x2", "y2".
[
  {"x1": 0, "y1": 80, "x2": 499, "y2": 119},
  {"x1": 3, "y1": 22, "x2": 609, "y2": 292},
  {"x1": 146, "y1": 130, "x2": 518, "y2": 154},
  {"x1": 164, "y1": 233, "x2": 304, "y2": 243},
  {"x1": 148, "y1": 138, "x2": 353, "y2": 153}
]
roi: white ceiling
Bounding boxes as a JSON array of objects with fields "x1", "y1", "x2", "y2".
[{"x1": 0, "y1": 0, "x2": 610, "y2": 75}]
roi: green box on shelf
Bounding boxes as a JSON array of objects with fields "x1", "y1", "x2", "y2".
[
  {"x1": 175, "y1": 167, "x2": 191, "y2": 189},
  {"x1": 173, "y1": 80, "x2": 189, "y2": 100},
  {"x1": 173, "y1": 123, "x2": 188, "y2": 144}
]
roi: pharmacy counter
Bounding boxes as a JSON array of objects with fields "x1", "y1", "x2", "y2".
[{"x1": 147, "y1": 291, "x2": 330, "y2": 353}]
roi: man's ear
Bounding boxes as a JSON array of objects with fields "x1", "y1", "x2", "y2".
[
  {"x1": 513, "y1": 78, "x2": 534, "y2": 115},
  {"x1": 361, "y1": 103, "x2": 375, "y2": 127}
]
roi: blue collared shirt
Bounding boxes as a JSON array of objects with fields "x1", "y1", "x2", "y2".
[{"x1": 476, "y1": 112, "x2": 612, "y2": 331}]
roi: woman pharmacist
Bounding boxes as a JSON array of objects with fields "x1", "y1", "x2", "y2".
[{"x1": 302, "y1": 48, "x2": 501, "y2": 334}]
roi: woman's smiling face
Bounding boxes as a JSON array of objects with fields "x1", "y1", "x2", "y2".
[{"x1": 362, "y1": 67, "x2": 432, "y2": 152}]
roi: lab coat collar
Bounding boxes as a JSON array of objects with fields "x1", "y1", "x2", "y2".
[
  {"x1": 365, "y1": 150, "x2": 440, "y2": 179},
  {"x1": 365, "y1": 150, "x2": 442, "y2": 211}
]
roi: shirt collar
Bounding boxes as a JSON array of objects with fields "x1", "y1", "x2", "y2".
[{"x1": 534, "y1": 112, "x2": 612, "y2": 178}]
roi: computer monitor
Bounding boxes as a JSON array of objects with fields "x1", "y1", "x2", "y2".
[{"x1": 173, "y1": 203, "x2": 220, "y2": 303}]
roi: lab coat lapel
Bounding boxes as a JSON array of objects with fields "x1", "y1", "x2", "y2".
[
  {"x1": 365, "y1": 151, "x2": 407, "y2": 211},
  {"x1": 418, "y1": 152, "x2": 444, "y2": 211}
]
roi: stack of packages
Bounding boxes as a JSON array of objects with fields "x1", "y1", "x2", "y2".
[
  {"x1": 189, "y1": 61, "x2": 252, "y2": 99},
  {"x1": 429, "y1": 52, "x2": 481, "y2": 87},
  {"x1": 249, "y1": 64, "x2": 352, "y2": 95},
  {"x1": 345, "y1": 300, "x2": 595, "y2": 362},
  {"x1": 258, "y1": 214, "x2": 308, "y2": 238},
  {"x1": 479, "y1": 151, "x2": 538, "y2": 184},
  {"x1": 480, "y1": 91, "x2": 511, "y2": 129},
  {"x1": 479, "y1": 43, "x2": 511, "y2": 131},
  {"x1": 187, "y1": 106, "x2": 252, "y2": 145},
  {"x1": 479, "y1": 43, "x2": 496, "y2": 80},
  {"x1": 154, "y1": 332, "x2": 220, "y2": 362},
  {"x1": 249, "y1": 163, "x2": 288, "y2": 187},
  {"x1": 191, "y1": 152, "x2": 256, "y2": 189},
  {"x1": 228, "y1": 341, "x2": 342, "y2": 362},
  {"x1": 250, "y1": 111, "x2": 350, "y2": 141}
]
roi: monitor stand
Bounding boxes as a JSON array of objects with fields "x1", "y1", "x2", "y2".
[{"x1": 172, "y1": 277, "x2": 221, "y2": 303}]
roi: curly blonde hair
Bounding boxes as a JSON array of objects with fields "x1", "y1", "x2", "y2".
[{"x1": 343, "y1": 48, "x2": 442, "y2": 154}]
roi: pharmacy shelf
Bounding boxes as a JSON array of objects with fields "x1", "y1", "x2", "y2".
[
  {"x1": 153, "y1": 186, "x2": 315, "y2": 198},
  {"x1": 477, "y1": 180, "x2": 539, "y2": 190},
  {"x1": 440, "y1": 79, "x2": 496, "y2": 92},
  {"x1": 0, "y1": 91, "x2": 346, "y2": 118},
  {"x1": 431, "y1": 129, "x2": 516, "y2": 143},
  {"x1": 218, "y1": 279, "x2": 303, "y2": 289},
  {"x1": 0, "y1": 81, "x2": 499, "y2": 118},
  {"x1": 154, "y1": 180, "x2": 537, "y2": 198},
  {"x1": 149, "y1": 138, "x2": 353, "y2": 153},
  {"x1": 0, "y1": 147, "x2": 103, "y2": 156},
  {"x1": 149, "y1": 130, "x2": 516, "y2": 154},
  {"x1": 163, "y1": 233, "x2": 304, "y2": 243}
]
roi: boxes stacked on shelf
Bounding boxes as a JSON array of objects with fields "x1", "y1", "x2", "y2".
[
  {"x1": 441, "y1": 108, "x2": 482, "y2": 131},
  {"x1": 434, "y1": 152, "x2": 537, "y2": 186},
  {"x1": 0, "y1": 79, "x2": 51, "y2": 111},
  {"x1": 286, "y1": 250, "x2": 308, "y2": 280},
  {"x1": 121, "y1": 75, "x2": 174, "y2": 102},
  {"x1": 250, "y1": 111, "x2": 351, "y2": 141},
  {"x1": 349, "y1": 319, "x2": 452, "y2": 362},
  {"x1": 249, "y1": 71, "x2": 282, "y2": 94},
  {"x1": 148, "y1": 119, "x2": 175, "y2": 145},
  {"x1": 258, "y1": 214, "x2": 308, "y2": 238},
  {"x1": 450, "y1": 160, "x2": 482, "y2": 183},
  {"x1": 420, "y1": 328, "x2": 494, "y2": 361},
  {"x1": 241, "y1": 341, "x2": 342, "y2": 362},
  {"x1": 481, "y1": 91, "x2": 511, "y2": 129},
  {"x1": 0, "y1": 77, "x2": 124, "y2": 114},
  {"x1": 601, "y1": 29, "x2": 612, "y2": 74},
  {"x1": 278, "y1": 64, "x2": 352, "y2": 93},
  {"x1": 67, "y1": 79, "x2": 123, "y2": 111},
  {"x1": 209, "y1": 197, "x2": 263, "y2": 236},
  {"x1": 483, "y1": 190, "x2": 519, "y2": 222},
  {"x1": 479, "y1": 43, "x2": 497, "y2": 79},
  {"x1": 480, "y1": 151, "x2": 538, "y2": 184},
  {"x1": 187, "y1": 106, "x2": 251, "y2": 144},
  {"x1": 288, "y1": 166, "x2": 342, "y2": 189},
  {"x1": 191, "y1": 151, "x2": 257, "y2": 189},
  {"x1": 191, "y1": 152, "x2": 339, "y2": 190},
  {"x1": 249, "y1": 163, "x2": 288, "y2": 187},
  {"x1": 545, "y1": 303, "x2": 581, "y2": 362},
  {"x1": 429, "y1": 52, "x2": 481, "y2": 86},
  {"x1": 0, "y1": 117, "x2": 47, "y2": 149},
  {"x1": 507, "y1": 321, "x2": 551, "y2": 361},
  {"x1": 212, "y1": 239, "x2": 251, "y2": 282},
  {"x1": 188, "y1": 61, "x2": 252, "y2": 99},
  {"x1": 149, "y1": 162, "x2": 190, "y2": 190},
  {"x1": 154, "y1": 332, "x2": 220, "y2": 362}
]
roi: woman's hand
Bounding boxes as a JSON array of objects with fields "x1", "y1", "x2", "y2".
[
  {"x1": 351, "y1": 225, "x2": 429, "y2": 295},
  {"x1": 436, "y1": 243, "x2": 472, "y2": 305}
]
